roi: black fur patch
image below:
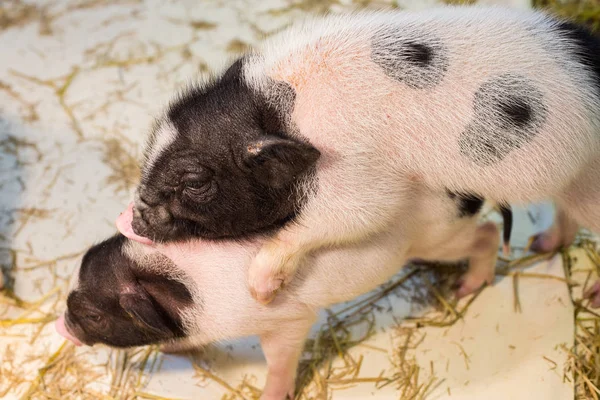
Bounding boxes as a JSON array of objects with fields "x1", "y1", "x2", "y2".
[
  {"x1": 554, "y1": 20, "x2": 600, "y2": 93},
  {"x1": 499, "y1": 204, "x2": 513, "y2": 246},
  {"x1": 446, "y1": 190, "x2": 484, "y2": 217},
  {"x1": 134, "y1": 57, "x2": 320, "y2": 242},
  {"x1": 371, "y1": 31, "x2": 448, "y2": 89},
  {"x1": 458, "y1": 74, "x2": 548, "y2": 166},
  {"x1": 498, "y1": 97, "x2": 533, "y2": 128},
  {"x1": 404, "y1": 42, "x2": 433, "y2": 67},
  {"x1": 64, "y1": 235, "x2": 194, "y2": 348}
]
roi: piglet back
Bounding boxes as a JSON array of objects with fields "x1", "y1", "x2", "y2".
[{"x1": 244, "y1": 7, "x2": 600, "y2": 203}]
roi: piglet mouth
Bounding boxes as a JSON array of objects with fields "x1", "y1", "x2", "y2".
[
  {"x1": 55, "y1": 314, "x2": 83, "y2": 346},
  {"x1": 116, "y1": 202, "x2": 154, "y2": 245}
]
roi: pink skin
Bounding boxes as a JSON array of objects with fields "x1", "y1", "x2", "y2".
[
  {"x1": 584, "y1": 281, "x2": 600, "y2": 308},
  {"x1": 529, "y1": 207, "x2": 579, "y2": 253},
  {"x1": 55, "y1": 314, "x2": 82, "y2": 346},
  {"x1": 116, "y1": 202, "x2": 154, "y2": 246}
]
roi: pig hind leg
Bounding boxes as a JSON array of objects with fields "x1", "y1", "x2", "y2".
[
  {"x1": 529, "y1": 206, "x2": 579, "y2": 253},
  {"x1": 249, "y1": 219, "x2": 382, "y2": 304},
  {"x1": 556, "y1": 159, "x2": 600, "y2": 307},
  {"x1": 422, "y1": 220, "x2": 501, "y2": 299}
]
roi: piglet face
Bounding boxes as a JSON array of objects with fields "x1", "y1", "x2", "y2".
[
  {"x1": 132, "y1": 59, "x2": 320, "y2": 242},
  {"x1": 58, "y1": 234, "x2": 194, "y2": 348}
]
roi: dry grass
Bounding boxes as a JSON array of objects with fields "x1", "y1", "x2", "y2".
[
  {"x1": 2, "y1": 0, "x2": 600, "y2": 398},
  {"x1": 562, "y1": 237, "x2": 600, "y2": 399}
]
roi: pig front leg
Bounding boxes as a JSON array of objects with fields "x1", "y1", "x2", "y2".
[
  {"x1": 260, "y1": 318, "x2": 314, "y2": 400},
  {"x1": 455, "y1": 221, "x2": 501, "y2": 298},
  {"x1": 248, "y1": 182, "x2": 410, "y2": 304},
  {"x1": 248, "y1": 222, "x2": 376, "y2": 304},
  {"x1": 248, "y1": 233, "x2": 306, "y2": 304}
]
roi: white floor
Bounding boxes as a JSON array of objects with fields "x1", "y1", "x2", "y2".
[{"x1": 0, "y1": 0, "x2": 577, "y2": 399}]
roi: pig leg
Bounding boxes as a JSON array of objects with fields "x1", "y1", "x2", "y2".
[
  {"x1": 584, "y1": 281, "x2": 600, "y2": 308},
  {"x1": 248, "y1": 238, "x2": 290, "y2": 304},
  {"x1": 420, "y1": 221, "x2": 500, "y2": 298},
  {"x1": 529, "y1": 206, "x2": 579, "y2": 253},
  {"x1": 249, "y1": 222, "x2": 388, "y2": 304},
  {"x1": 454, "y1": 222, "x2": 501, "y2": 298},
  {"x1": 249, "y1": 227, "x2": 362, "y2": 304},
  {"x1": 555, "y1": 159, "x2": 600, "y2": 307},
  {"x1": 260, "y1": 319, "x2": 314, "y2": 400},
  {"x1": 248, "y1": 180, "x2": 415, "y2": 304}
]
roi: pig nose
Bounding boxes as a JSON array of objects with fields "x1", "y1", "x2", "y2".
[
  {"x1": 55, "y1": 314, "x2": 83, "y2": 346},
  {"x1": 134, "y1": 189, "x2": 150, "y2": 211}
]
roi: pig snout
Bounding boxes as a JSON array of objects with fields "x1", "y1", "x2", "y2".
[
  {"x1": 55, "y1": 314, "x2": 83, "y2": 346},
  {"x1": 116, "y1": 202, "x2": 154, "y2": 245}
]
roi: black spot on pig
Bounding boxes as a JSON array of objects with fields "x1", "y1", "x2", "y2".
[
  {"x1": 64, "y1": 235, "x2": 195, "y2": 348},
  {"x1": 446, "y1": 190, "x2": 484, "y2": 217},
  {"x1": 134, "y1": 57, "x2": 319, "y2": 242},
  {"x1": 371, "y1": 31, "x2": 448, "y2": 88},
  {"x1": 498, "y1": 97, "x2": 533, "y2": 128},
  {"x1": 459, "y1": 74, "x2": 548, "y2": 166},
  {"x1": 554, "y1": 20, "x2": 600, "y2": 93},
  {"x1": 404, "y1": 42, "x2": 433, "y2": 67}
]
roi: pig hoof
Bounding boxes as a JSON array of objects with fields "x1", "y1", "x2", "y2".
[
  {"x1": 249, "y1": 278, "x2": 284, "y2": 305},
  {"x1": 248, "y1": 247, "x2": 290, "y2": 305},
  {"x1": 455, "y1": 274, "x2": 493, "y2": 299},
  {"x1": 529, "y1": 231, "x2": 561, "y2": 253},
  {"x1": 584, "y1": 280, "x2": 600, "y2": 308}
]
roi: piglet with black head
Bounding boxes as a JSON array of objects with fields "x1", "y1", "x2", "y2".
[
  {"x1": 132, "y1": 59, "x2": 320, "y2": 243},
  {"x1": 56, "y1": 233, "x2": 193, "y2": 348}
]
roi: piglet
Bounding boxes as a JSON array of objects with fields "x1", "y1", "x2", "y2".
[
  {"x1": 58, "y1": 186, "x2": 510, "y2": 399},
  {"x1": 129, "y1": 6, "x2": 600, "y2": 304}
]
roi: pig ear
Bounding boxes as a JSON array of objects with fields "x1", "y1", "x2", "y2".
[
  {"x1": 119, "y1": 293, "x2": 173, "y2": 338},
  {"x1": 245, "y1": 135, "x2": 320, "y2": 188}
]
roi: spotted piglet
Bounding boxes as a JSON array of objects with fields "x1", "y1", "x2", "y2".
[{"x1": 130, "y1": 6, "x2": 600, "y2": 304}]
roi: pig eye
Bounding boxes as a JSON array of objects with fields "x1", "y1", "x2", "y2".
[
  {"x1": 183, "y1": 181, "x2": 217, "y2": 202},
  {"x1": 183, "y1": 180, "x2": 212, "y2": 195},
  {"x1": 85, "y1": 314, "x2": 103, "y2": 323},
  {"x1": 182, "y1": 173, "x2": 216, "y2": 202},
  {"x1": 184, "y1": 180, "x2": 207, "y2": 190}
]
